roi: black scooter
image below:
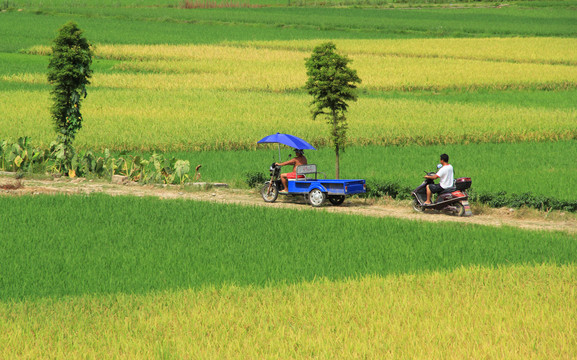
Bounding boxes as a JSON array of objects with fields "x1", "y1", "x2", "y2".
[{"x1": 412, "y1": 170, "x2": 473, "y2": 217}]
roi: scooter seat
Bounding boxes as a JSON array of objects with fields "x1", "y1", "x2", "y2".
[{"x1": 440, "y1": 186, "x2": 456, "y2": 194}]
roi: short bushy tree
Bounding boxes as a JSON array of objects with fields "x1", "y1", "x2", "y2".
[
  {"x1": 47, "y1": 21, "x2": 93, "y2": 173},
  {"x1": 305, "y1": 42, "x2": 361, "y2": 179}
]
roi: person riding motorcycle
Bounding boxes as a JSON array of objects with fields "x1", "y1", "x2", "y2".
[
  {"x1": 424, "y1": 153, "x2": 454, "y2": 204},
  {"x1": 275, "y1": 149, "x2": 307, "y2": 193}
]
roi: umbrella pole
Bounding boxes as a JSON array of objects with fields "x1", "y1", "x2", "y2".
[{"x1": 278, "y1": 144, "x2": 281, "y2": 162}]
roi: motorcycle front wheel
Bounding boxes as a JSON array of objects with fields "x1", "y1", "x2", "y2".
[
  {"x1": 261, "y1": 181, "x2": 278, "y2": 203},
  {"x1": 412, "y1": 198, "x2": 425, "y2": 213}
]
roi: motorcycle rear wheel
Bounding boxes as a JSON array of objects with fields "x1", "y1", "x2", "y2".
[
  {"x1": 412, "y1": 198, "x2": 425, "y2": 213},
  {"x1": 261, "y1": 182, "x2": 278, "y2": 203},
  {"x1": 454, "y1": 202, "x2": 465, "y2": 217}
]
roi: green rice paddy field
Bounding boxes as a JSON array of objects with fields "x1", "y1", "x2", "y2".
[
  {"x1": 1, "y1": 1, "x2": 577, "y2": 358},
  {"x1": 0, "y1": 194, "x2": 576, "y2": 358}
]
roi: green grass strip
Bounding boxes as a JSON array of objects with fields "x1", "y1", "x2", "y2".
[{"x1": 1, "y1": 193, "x2": 575, "y2": 301}]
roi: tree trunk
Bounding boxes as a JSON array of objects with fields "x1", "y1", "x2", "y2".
[
  {"x1": 332, "y1": 109, "x2": 340, "y2": 179},
  {"x1": 335, "y1": 143, "x2": 340, "y2": 179}
]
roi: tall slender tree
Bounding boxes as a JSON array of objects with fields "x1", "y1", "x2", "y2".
[
  {"x1": 305, "y1": 42, "x2": 361, "y2": 179},
  {"x1": 48, "y1": 21, "x2": 93, "y2": 173}
]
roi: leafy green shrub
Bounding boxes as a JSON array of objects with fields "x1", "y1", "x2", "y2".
[
  {"x1": 245, "y1": 171, "x2": 268, "y2": 188},
  {"x1": 363, "y1": 179, "x2": 413, "y2": 200},
  {"x1": 469, "y1": 190, "x2": 577, "y2": 213}
]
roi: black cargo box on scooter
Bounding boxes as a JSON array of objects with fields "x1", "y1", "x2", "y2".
[{"x1": 455, "y1": 177, "x2": 472, "y2": 190}]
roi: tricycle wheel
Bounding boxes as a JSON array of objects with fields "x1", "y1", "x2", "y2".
[
  {"x1": 308, "y1": 189, "x2": 326, "y2": 207},
  {"x1": 412, "y1": 198, "x2": 425, "y2": 213},
  {"x1": 261, "y1": 181, "x2": 278, "y2": 203},
  {"x1": 328, "y1": 195, "x2": 345, "y2": 206}
]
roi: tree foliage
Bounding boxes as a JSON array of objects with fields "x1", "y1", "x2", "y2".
[
  {"x1": 305, "y1": 42, "x2": 361, "y2": 178},
  {"x1": 47, "y1": 21, "x2": 93, "y2": 172}
]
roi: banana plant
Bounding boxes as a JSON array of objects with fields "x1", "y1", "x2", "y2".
[{"x1": 174, "y1": 160, "x2": 190, "y2": 185}]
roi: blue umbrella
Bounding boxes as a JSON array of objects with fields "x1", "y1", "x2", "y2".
[{"x1": 257, "y1": 133, "x2": 316, "y2": 161}]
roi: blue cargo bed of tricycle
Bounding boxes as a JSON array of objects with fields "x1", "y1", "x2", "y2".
[
  {"x1": 261, "y1": 163, "x2": 366, "y2": 207},
  {"x1": 287, "y1": 178, "x2": 366, "y2": 195},
  {"x1": 288, "y1": 164, "x2": 365, "y2": 207}
]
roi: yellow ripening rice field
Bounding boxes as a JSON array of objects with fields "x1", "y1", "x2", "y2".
[
  {"x1": 19, "y1": 37, "x2": 577, "y2": 92},
  {"x1": 29, "y1": 37, "x2": 577, "y2": 64},
  {"x1": 3, "y1": 38, "x2": 575, "y2": 150},
  {"x1": 246, "y1": 38, "x2": 577, "y2": 65},
  {"x1": 1, "y1": 264, "x2": 575, "y2": 359},
  {"x1": 2, "y1": 89, "x2": 576, "y2": 150}
]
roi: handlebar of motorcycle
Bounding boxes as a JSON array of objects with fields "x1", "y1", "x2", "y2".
[{"x1": 270, "y1": 163, "x2": 281, "y2": 172}]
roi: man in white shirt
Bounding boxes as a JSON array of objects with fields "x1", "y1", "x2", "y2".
[{"x1": 424, "y1": 153, "x2": 454, "y2": 204}]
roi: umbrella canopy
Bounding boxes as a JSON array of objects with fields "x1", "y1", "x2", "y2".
[
  {"x1": 257, "y1": 133, "x2": 316, "y2": 162},
  {"x1": 257, "y1": 133, "x2": 316, "y2": 150}
]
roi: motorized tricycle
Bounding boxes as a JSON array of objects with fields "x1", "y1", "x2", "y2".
[
  {"x1": 261, "y1": 163, "x2": 366, "y2": 207},
  {"x1": 412, "y1": 170, "x2": 473, "y2": 216}
]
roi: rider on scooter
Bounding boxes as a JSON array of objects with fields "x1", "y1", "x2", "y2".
[{"x1": 424, "y1": 153, "x2": 454, "y2": 205}]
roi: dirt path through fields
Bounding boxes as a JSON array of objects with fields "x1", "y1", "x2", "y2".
[{"x1": 2, "y1": 177, "x2": 576, "y2": 234}]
